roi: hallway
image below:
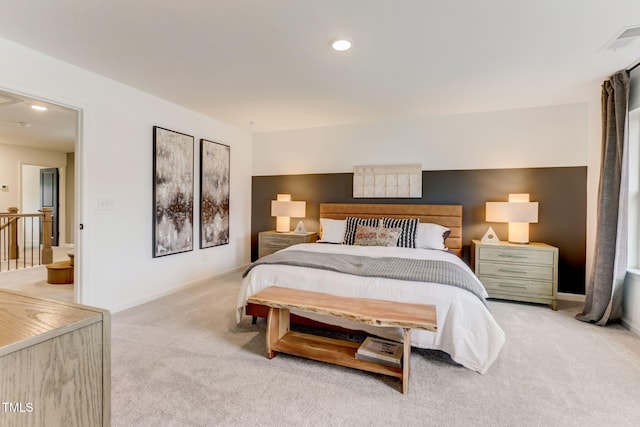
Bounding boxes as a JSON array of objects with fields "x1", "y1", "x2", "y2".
[{"x1": 0, "y1": 245, "x2": 74, "y2": 302}]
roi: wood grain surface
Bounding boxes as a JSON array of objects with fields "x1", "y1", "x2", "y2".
[
  {"x1": 249, "y1": 286, "x2": 437, "y2": 331},
  {"x1": 0, "y1": 289, "x2": 102, "y2": 354},
  {"x1": 250, "y1": 286, "x2": 437, "y2": 394},
  {"x1": 0, "y1": 289, "x2": 110, "y2": 426}
]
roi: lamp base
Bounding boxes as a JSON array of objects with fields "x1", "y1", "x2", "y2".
[
  {"x1": 508, "y1": 222, "x2": 530, "y2": 244},
  {"x1": 275, "y1": 216, "x2": 290, "y2": 233}
]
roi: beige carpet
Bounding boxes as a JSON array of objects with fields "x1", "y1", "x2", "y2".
[
  {"x1": 110, "y1": 272, "x2": 640, "y2": 426},
  {"x1": 0, "y1": 246, "x2": 74, "y2": 302}
]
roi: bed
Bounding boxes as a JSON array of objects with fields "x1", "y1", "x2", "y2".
[{"x1": 237, "y1": 203, "x2": 505, "y2": 374}]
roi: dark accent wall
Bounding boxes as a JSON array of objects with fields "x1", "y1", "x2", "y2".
[{"x1": 252, "y1": 167, "x2": 587, "y2": 295}]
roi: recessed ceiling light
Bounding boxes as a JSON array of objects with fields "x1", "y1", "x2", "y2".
[
  {"x1": 31, "y1": 105, "x2": 47, "y2": 111},
  {"x1": 331, "y1": 39, "x2": 352, "y2": 52}
]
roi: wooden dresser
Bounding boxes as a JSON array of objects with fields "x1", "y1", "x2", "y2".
[
  {"x1": 258, "y1": 230, "x2": 317, "y2": 258},
  {"x1": 0, "y1": 289, "x2": 111, "y2": 426},
  {"x1": 471, "y1": 240, "x2": 558, "y2": 310}
]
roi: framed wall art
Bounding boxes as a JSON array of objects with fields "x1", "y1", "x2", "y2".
[
  {"x1": 200, "y1": 139, "x2": 230, "y2": 248},
  {"x1": 353, "y1": 164, "x2": 422, "y2": 198},
  {"x1": 152, "y1": 126, "x2": 194, "y2": 257}
]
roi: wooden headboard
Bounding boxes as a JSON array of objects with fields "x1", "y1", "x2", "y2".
[{"x1": 319, "y1": 203, "x2": 463, "y2": 256}]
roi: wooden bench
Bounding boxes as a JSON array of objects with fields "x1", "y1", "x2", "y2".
[{"x1": 247, "y1": 286, "x2": 437, "y2": 394}]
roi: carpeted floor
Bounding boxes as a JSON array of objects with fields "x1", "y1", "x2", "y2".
[
  {"x1": 111, "y1": 272, "x2": 640, "y2": 427},
  {"x1": 0, "y1": 246, "x2": 74, "y2": 301}
]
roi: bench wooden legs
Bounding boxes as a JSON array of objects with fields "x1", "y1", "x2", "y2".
[
  {"x1": 266, "y1": 307, "x2": 290, "y2": 359},
  {"x1": 402, "y1": 328, "x2": 411, "y2": 395},
  {"x1": 264, "y1": 306, "x2": 413, "y2": 394}
]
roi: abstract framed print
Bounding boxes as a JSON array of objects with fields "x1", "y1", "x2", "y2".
[
  {"x1": 153, "y1": 126, "x2": 194, "y2": 257},
  {"x1": 200, "y1": 139, "x2": 230, "y2": 248}
]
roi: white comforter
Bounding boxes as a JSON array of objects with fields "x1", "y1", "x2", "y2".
[{"x1": 237, "y1": 243, "x2": 505, "y2": 374}]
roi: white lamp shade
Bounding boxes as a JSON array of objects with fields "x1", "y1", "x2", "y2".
[
  {"x1": 271, "y1": 200, "x2": 306, "y2": 218},
  {"x1": 485, "y1": 202, "x2": 538, "y2": 223}
]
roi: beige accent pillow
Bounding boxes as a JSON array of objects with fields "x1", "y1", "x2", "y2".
[{"x1": 353, "y1": 225, "x2": 401, "y2": 247}]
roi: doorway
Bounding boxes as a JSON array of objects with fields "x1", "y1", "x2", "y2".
[
  {"x1": 20, "y1": 165, "x2": 65, "y2": 248},
  {"x1": 40, "y1": 167, "x2": 60, "y2": 247},
  {"x1": 0, "y1": 88, "x2": 81, "y2": 303}
]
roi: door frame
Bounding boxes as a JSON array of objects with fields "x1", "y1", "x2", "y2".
[{"x1": 6, "y1": 87, "x2": 84, "y2": 304}]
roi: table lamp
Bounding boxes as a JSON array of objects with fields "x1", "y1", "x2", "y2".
[
  {"x1": 271, "y1": 194, "x2": 306, "y2": 233},
  {"x1": 485, "y1": 193, "x2": 539, "y2": 244}
]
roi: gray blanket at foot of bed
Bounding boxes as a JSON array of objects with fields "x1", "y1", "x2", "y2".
[{"x1": 243, "y1": 250, "x2": 487, "y2": 305}]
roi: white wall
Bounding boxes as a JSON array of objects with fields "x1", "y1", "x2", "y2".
[
  {"x1": 0, "y1": 37, "x2": 253, "y2": 311},
  {"x1": 253, "y1": 103, "x2": 588, "y2": 175},
  {"x1": 0, "y1": 142, "x2": 67, "y2": 212}
]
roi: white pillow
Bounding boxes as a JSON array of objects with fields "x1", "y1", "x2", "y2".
[
  {"x1": 318, "y1": 218, "x2": 347, "y2": 243},
  {"x1": 415, "y1": 223, "x2": 450, "y2": 250}
]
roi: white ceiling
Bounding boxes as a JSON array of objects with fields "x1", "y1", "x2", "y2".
[
  {"x1": 0, "y1": 90, "x2": 77, "y2": 153},
  {"x1": 0, "y1": 0, "x2": 639, "y2": 142}
]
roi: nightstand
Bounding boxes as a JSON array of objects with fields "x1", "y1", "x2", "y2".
[
  {"x1": 471, "y1": 239, "x2": 558, "y2": 310},
  {"x1": 258, "y1": 230, "x2": 318, "y2": 258}
]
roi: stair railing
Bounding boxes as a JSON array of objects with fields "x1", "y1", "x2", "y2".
[{"x1": 0, "y1": 207, "x2": 53, "y2": 272}]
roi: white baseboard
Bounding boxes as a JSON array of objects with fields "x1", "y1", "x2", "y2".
[
  {"x1": 622, "y1": 269, "x2": 640, "y2": 336},
  {"x1": 622, "y1": 319, "x2": 640, "y2": 336},
  {"x1": 557, "y1": 292, "x2": 585, "y2": 302},
  {"x1": 110, "y1": 264, "x2": 248, "y2": 314}
]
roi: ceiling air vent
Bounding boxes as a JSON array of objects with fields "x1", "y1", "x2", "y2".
[{"x1": 602, "y1": 25, "x2": 640, "y2": 51}]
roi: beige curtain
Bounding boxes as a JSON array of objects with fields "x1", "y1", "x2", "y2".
[{"x1": 576, "y1": 71, "x2": 629, "y2": 325}]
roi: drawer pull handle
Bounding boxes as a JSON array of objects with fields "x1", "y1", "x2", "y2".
[
  {"x1": 498, "y1": 283, "x2": 528, "y2": 289},
  {"x1": 497, "y1": 254, "x2": 527, "y2": 259},
  {"x1": 498, "y1": 268, "x2": 527, "y2": 274}
]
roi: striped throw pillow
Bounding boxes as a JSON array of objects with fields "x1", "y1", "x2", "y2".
[
  {"x1": 343, "y1": 217, "x2": 380, "y2": 245},
  {"x1": 382, "y1": 217, "x2": 419, "y2": 248}
]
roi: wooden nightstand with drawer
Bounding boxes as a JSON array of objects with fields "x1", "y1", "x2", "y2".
[
  {"x1": 258, "y1": 230, "x2": 318, "y2": 258},
  {"x1": 471, "y1": 239, "x2": 558, "y2": 310}
]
